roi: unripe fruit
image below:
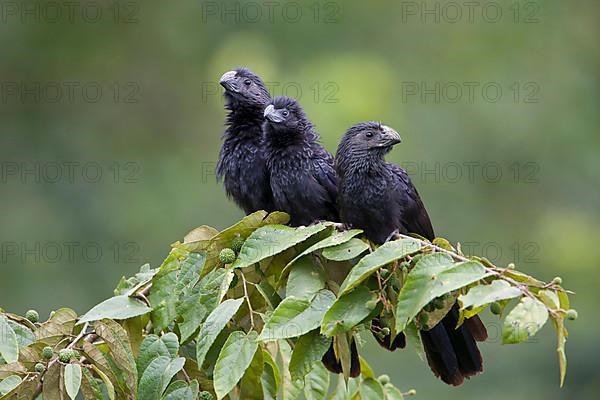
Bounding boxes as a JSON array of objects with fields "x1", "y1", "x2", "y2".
[
  {"x1": 378, "y1": 374, "x2": 390, "y2": 385},
  {"x1": 380, "y1": 268, "x2": 390, "y2": 279},
  {"x1": 199, "y1": 391, "x2": 214, "y2": 400},
  {"x1": 407, "y1": 389, "x2": 417, "y2": 396},
  {"x1": 35, "y1": 363, "x2": 45, "y2": 373},
  {"x1": 42, "y1": 346, "x2": 53, "y2": 360},
  {"x1": 25, "y1": 309, "x2": 39, "y2": 323},
  {"x1": 433, "y1": 297, "x2": 446, "y2": 309},
  {"x1": 552, "y1": 277, "x2": 563, "y2": 285},
  {"x1": 490, "y1": 302, "x2": 503, "y2": 315},
  {"x1": 71, "y1": 350, "x2": 80, "y2": 359},
  {"x1": 219, "y1": 248, "x2": 236, "y2": 264},
  {"x1": 566, "y1": 309, "x2": 578, "y2": 320},
  {"x1": 419, "y1": 313, "x2": 429, "y2": 326},
  {"x1": 380, "y1": 327, "x2": 390, "y2": 336},
  {"x1": 424, "y1": 302, "x2": 435, "y2": 312},
  {"x1": 230, "y1": 236, "x2": 245, "y2": 253},
  {"x1": 58, "y1": 349, "x2": 72, "y2": 363}
]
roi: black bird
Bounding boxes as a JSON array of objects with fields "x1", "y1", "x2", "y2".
[
  {"x1": 217, "y1": 68, "x2": 274, "y2": 214},
  {"x1": 262, "y1": 96, "x2": 338, "y2": 226},
  {"x1": 262, "y1": 96, "x2": 359, "y2": 376},
  {"x1": 336, "y1": 122, "x2": 488, "y2": 386}
]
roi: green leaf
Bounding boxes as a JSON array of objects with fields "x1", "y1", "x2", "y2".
[
  {"x1": 279, "y1": 340, "x2": 302, "y2": 400},
  {"x1": 303, "y1": 363, "x2": 330, "y2": 400},
  {"x1": 259, "y1": 290, "x2": 336, "y2": 341},
  {"x1": 239, "y1": 346, "x2": 264, "y2": 400},
  {"x1": 137, "y1": 334, "x2": 177, "y2": 377},
  {"x1": 213, "y1": 331, "x2": 259, "y2": 400},
  {"x1": 91, "y1": 365, "x2": 115, "y2": 400},
  {"x1": 64, "y1": 363, "x2": 82, "y2": 400},
  {"x1": 0, "y1": 316, "x2": 19, "y2": 363},
  {"x1": 550, "y1": 313, "x2": 568, "y2": 387},
  {"x1": 286, "y1": 257, "x2": 326, "y2": 300},
  {"x1": 81, "y1": 367, "x2": 104, "y2": 400},
  {"x1": 285, "y1": 229, "x2": 363, "y2": 271},
  {"x1": 261, "y1": 350, "x2": 280, "y2": 399},
  {"x1": 78, "y1": 295, "x2": 151, "y2": 324},
  {"x1": 395, "y1": 253, "x2": 489, "y2": 332},
  {"x1": 360, "y1": 378, "x2": 385, "y2": 400},
  {"x1": 502, "y1": 297, "x2": 549, "y2": 344},
  {"x1": 196, "y1": 298, "x2": 244, "y2": 367},
  {"x1": 94, "y1": 319, "x2": 137, "y2": 396},
  {"x1": 322, "y1": 238, "x2": 370, "y2": 262},
  {"x1": 459, "y1": 280, "x2": 522, "y2": 309},
  {"x1": 383, "y1": 383, "x2": 405, "y2": 400},
  {"x1": 6, "y1": 321, "x2": 34, "y2": 348},
  {"x1": 35, "y1": 308, "x2": 78, "y2": 343},
  {"x1": 321, "y1": 286, "x2": 377, "y2": 336},
  {"x1": 233, "y1": 223, "x2": 331, "y2": 269},
  {"x1": 289, "y1": 330, "x2": 331, "y2": 381},
  {"x1": 0, "y1": 376, "x2": 22, "y2": 396},
  {"x1": 138, "y1": 356, "x2": 185, "y2": 400},
  {"x1": 177, "y1": 268, "x2": 233, "y2": 342},
  {"x1": 339, "y1": 239, "x2": 421, "y2": 296}
]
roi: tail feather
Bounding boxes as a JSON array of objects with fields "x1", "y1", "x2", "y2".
[
  {"x1": 420, "y1": 305, "x2": 485, "y2": 386},
  {"x1": 465, "y1": 314, "x2": 488, "y2": 342},
  {"x1": 321, "y1": 339, "x2": 361, "y2": 378}
]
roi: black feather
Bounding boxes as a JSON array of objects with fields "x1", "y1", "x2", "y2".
[
  {"x1": 216, "y1": 68, "x2": 274, "y2": 214},
  {"x1": 263, "y1": 96, "x2": 338, "y2": 226},
  {"x1": 336, "y1": 121, "x2": 486, "y2": 385}
]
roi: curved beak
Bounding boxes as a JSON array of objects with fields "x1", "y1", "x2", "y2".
[
  {"x1": 264, "y1": 104, "x2": 284, "y2": 123},
  {"x1": 219, "y1": 70, "x2": 238, "y2": 90},
  {"x1": 379, "y1": 125, "x2": 402, "y2": 146}
]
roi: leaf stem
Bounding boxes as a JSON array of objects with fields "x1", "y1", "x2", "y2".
[{"x1": 240, "y1": 270, "x2": 255, "y2": 330}]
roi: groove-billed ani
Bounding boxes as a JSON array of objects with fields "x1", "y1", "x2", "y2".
[
  {"x1": 336, "y1": 122, "x2": 488, "y2": 386},
  {"x1": 262, "y1": 96, "x2": 359, "y2": 376},
  {"x1": 217, "y1": 68, "x2": 274, "y2": 214},
  {"x1": 262, "y1": 96, "x2": 338, "y2": 226}
]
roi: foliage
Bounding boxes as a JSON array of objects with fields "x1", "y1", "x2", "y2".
[{"x1": 0, "y1": 211, "x2": 576, "y2": 399}]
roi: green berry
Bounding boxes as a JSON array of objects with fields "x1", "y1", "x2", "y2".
[
  {"x1": 219, "y1": 248, "x2": 236, "y2": 264},
  {"x1": 58, "y1": 349, "x2": 72, "y2": 363},
  {"x1": 424, "y1": 302, "x2": 435, "y2": 312},
  {"x1": 419, "y1": 312, "x2": 429, "y2": 327},
  {"x1": 35, "y1": 363, "x2": 45, "y2": 373},
  {"x1": 490, "y1": 302, "x2": 503, "y2": 315},
  {"x1": 378, "y1": 374, "x2": 390, "y2": 385},
  {"x1": 25, "y1": 309, "x2": 39, "y2": 323},
  {"x1": 565, "y1": 309, "x2": 578, "y2": 320},
  {"x1": 199, "y1": 391, "x2": 214, "y2": 400},
  {"x1": 42, "y1": 346, "x2": 53, "y2": 360},
  {"x1": 433, "y1": 297, "x2": 446, "y2": 309},
  {"x1": 552, "y1": 277, "x2": 563, "y2": 285},
  {"x1": 230, "y1": 236, "x2": 245, "y2": 253},
  {"x1": 380, "y1": 327, "x2": 390, "y2": 336},
  {"x1": 380, "y1": 268, "x2": 390, "y2": 279},
  {"x1": 71, "y1": 350, "x2": 80, "y2": 359},
  {"x1": 407, "y1": 389, "x2": 417, "y2": 396}
]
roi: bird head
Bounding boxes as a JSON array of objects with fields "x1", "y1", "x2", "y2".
[
  {"x1": 263, "y1": 96, "x2": 310, "y2": 133},
  {"x1": 339, "y1": 121, "x2": 402, "y2": 154},
  {"x1": 219, "y1": 68, "x2": 271, "y2": 108}
]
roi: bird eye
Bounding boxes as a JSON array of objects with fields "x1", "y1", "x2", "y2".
[
  {"x1": 244, "y1": 79, "x2": 252, "y2": 86},
  {"x1": 365, "y1": 131, "x2": 373, "y2": 138},
  {"x1": 282, "y1": 110, "x2": 289, "y2": 117}
]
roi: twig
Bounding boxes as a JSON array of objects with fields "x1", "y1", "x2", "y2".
[
  {"x1": 393, "y1": 233, "x2": 561, "y2": 318},
  {"x1": 240, "y1": 271, "x2": 255, "y2": 330}
]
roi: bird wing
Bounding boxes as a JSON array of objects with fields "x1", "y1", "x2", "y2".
[
  {"x1": 310, "y1": 149, "x2": 339, "y2": 221},
  {"x1": 390, "y1": 164, "x2": 435, "y2": 240}
]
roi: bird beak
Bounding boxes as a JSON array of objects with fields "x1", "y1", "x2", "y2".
[
  {"x1": 379, "y1": 125, "x2": 402, "y2": 146},
  {"x1": 263, "y1": 105, "x2": 284, "y2": 122},
  {"x1": 219, "y1": 70, "x2": 238, "y2": 91}
]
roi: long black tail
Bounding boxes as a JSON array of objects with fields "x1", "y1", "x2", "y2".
[
  {"x1": 372, "y1": 305, "x2": 487, "y2": 386},
  {"x1": 321, "y1": 338, "x2": 361, "y2": 378},
  {"x1": 420, "y1": 306, "x2": 487, "y2": 386}
]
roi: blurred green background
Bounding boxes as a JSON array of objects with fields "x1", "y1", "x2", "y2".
[{"x1": 1, "y1": 0, "x2": 598, "y2": 398}]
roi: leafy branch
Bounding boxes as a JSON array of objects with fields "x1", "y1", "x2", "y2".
[{"x1": 0, "y1": 211, "x2": 577, "y2": 399}]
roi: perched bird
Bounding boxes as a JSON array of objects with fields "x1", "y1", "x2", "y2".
[
  {"x1": 216, "y1": 68, "x2": 274, "y2": 214},
  {"x1": 262, "y1": 96, "x2": 358, "y2": 376},
  {"x1": 336, "y1": 122, "x2": 488, "y2": 386},
  {"x1": 262, "y1": 96, "x2": 338, "y2": 226}
]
